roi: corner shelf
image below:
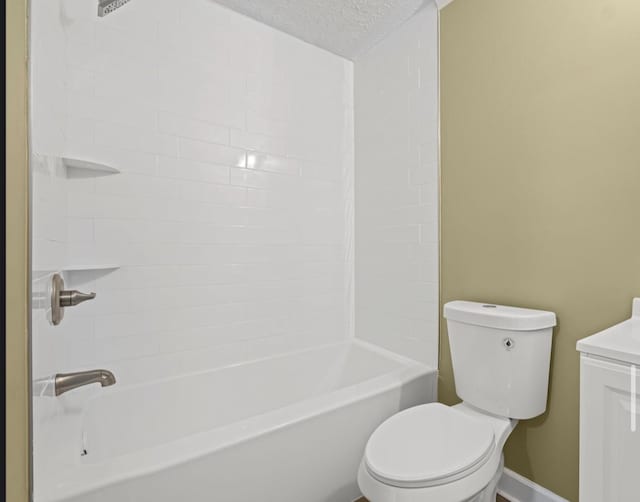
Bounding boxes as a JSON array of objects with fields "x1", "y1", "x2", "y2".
[
  {"x1": 62, "y1": 157, "x2": 120, "y2": 178},
  {"x1": 62, "y1": 264, "x2": 120, "y2": 272}
]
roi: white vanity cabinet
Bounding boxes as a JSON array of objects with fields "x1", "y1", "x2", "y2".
[
  {"x1": 578, "y1": 355, "x2": 640, "y2": 501},
  {"x1": 577, "y1": 298, "x2": 640, "y2": 502}
]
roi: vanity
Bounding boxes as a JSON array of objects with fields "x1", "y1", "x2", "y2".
[{"x1": 577, "y1": 298, "x2": 640, "y2": 502}]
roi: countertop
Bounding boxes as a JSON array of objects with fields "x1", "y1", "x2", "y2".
[{"x1": 577, "y1": 298, "x2": 640, "y2": 366}]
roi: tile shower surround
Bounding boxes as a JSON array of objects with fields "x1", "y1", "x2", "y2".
[
  {"x1": 30, "y1": 0, "x2": 438, "y2": 490},
  {"x1": 31, "y1": 0, "x2": 355, "y2": 384},
  {"x1": 355, "y1": 5, "x2": 439, "y2": 367}
]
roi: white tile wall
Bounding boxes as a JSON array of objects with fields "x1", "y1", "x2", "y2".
[
  {"x1": 354, "y1": 4, "x2": 439, "y2": 367},
  {"x1": 30, "y1": 0, "x2": 440, "y2": 490},
  {"x1": 30, "y1": 0, "x2": 354, "y2": 383}
]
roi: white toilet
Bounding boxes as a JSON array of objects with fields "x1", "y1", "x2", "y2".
[{"x1": 358, "y1": 300, "x2": 557, "y2": 502}]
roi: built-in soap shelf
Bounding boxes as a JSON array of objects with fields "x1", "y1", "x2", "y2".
[
  {"x1": 61, "y1": 159, "x2": 120, "y2": 274},
  {"x1": 62, "y1": 157, "x2": 120, "y2": 178},
  {"x1": 62, "y1": 264, "x2": 120, "y2": 272}
]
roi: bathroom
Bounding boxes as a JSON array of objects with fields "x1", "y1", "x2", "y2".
[{"x1": 5, "y1": 0, "x2": 640, "y2": 501}]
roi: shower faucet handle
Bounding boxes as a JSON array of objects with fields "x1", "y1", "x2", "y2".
[
  {"x1": 59, "y1": 290, "x2": 96, "y2": 307},
  {"x1": 50, "y1": 273, "x2": 96, "y2": 325}
]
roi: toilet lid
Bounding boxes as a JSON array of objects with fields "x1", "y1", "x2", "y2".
[{"x1": 364, "y1": 403, "x2": 495, "y2": 488}]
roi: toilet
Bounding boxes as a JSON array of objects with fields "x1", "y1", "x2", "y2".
[{"x1": 358, "y1": 300, "x2": 557, "y2": 502}]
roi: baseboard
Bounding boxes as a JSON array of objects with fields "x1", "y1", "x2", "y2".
[{"x1": 498, "y1": 468, "x2": 569, "y2": 502}]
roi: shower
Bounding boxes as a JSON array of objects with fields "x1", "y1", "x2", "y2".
[{"x1": 27, "y1": 0, "x2": 440, "y2": 500}]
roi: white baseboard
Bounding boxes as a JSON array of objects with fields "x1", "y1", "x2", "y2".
[{"x1": 498, "y1": 468, "x2": 569, "y2": 502}]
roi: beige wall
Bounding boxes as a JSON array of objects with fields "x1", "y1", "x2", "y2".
[
  {"x1": 6, "y1": 0, "x2": 30, "y2": 501},
  {"x1": 440, "y1": 0, "x2": 640, "y2": 499}
]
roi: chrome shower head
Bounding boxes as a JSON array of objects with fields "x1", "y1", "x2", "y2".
[{"x1": 98, "y1": 0, "x2": 132, "y2": 17}]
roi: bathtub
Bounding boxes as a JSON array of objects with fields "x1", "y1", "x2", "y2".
[{"x1": 39, "y1": 340, "x2": 437, "y2": 502}]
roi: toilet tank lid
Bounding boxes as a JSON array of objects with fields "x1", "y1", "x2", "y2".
[{"x1": 444, "y1": 301, "x2": 557, "y2": 331}]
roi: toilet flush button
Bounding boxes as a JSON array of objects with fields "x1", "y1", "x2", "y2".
[{"x1": 503, "y1": 338, "x2": 515, "y2": 350}]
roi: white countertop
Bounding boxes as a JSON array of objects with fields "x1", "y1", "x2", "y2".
[{"x1": 577, "y1": 298, "x2": 640, "y2": 365}]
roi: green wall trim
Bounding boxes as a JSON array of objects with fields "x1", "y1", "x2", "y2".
[{"x1": 6, "y1": 0, "x2": 31, "y2": 500}]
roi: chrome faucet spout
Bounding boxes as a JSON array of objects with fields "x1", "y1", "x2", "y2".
[{"x1": 55, "y1": 369, "x2": 116, "y2": 396}]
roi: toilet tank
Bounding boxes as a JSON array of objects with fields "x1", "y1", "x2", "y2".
[{"x1": 444, "y1": 301, "x2": 557, "y2": 420}]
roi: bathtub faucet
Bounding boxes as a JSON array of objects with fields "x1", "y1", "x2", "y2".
[{"x1": 55, "y1": 369, "x2": 117, "y2": 396}]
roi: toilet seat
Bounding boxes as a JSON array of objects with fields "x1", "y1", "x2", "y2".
[{"x1": 364, "y1": 403, "x2": 495, "y2": 489}]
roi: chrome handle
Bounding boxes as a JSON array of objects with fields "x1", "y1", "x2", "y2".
[
  {"x1": 55, "y1": 369, "x2": 116, "y2": 396},
  {"x1": 51, "y1": 273, "x2": 96, "y2": 325},
  {"x1": 59, "y1": 290, "x2": 96, "y2": 307}
]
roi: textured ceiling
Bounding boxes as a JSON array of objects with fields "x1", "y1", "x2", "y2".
[{"x1": 214, "y1": 0, "x2": 432, "y2": 59}]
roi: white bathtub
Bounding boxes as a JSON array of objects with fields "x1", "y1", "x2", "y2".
[{"x1": 39, "y1": 340, "x2": 437, "y2": 502}]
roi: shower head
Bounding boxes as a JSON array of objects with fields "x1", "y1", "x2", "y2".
[{"x1": 98, "y1": 0, "x2": 132, "y2": 17}]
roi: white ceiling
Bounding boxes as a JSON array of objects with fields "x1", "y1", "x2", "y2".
[{"x1": 214, "y1": 0, "x2": 433, "y2": 59}]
